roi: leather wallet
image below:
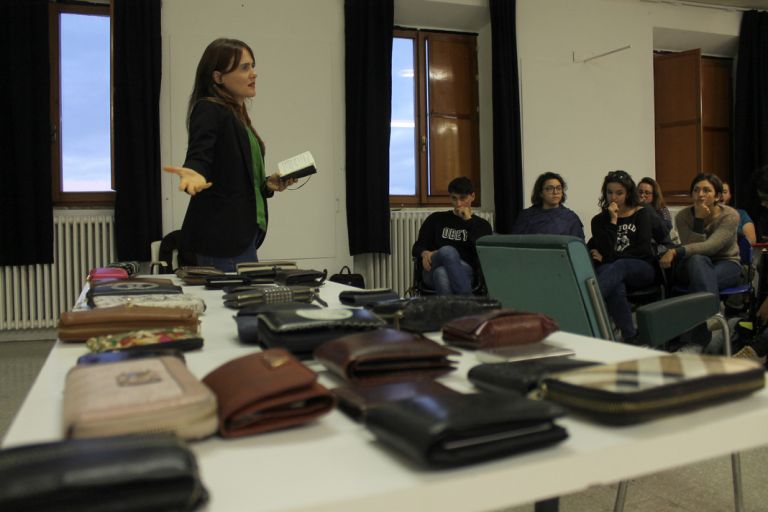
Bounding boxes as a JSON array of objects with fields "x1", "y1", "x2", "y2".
[
  {"x1": 222, "y1": 285, "x2": 316, "y2": 309},
  {"x1": 0, "y1": 434, "x2": 208, "y2": 512},
  {"x1": 202, "y1": 349, "x2": 336, "y2": 437},
  {"x1": 85, "y1": 327, "x2": 203, "y2": 353},
  {"x1": 365, "y1": 391, "x2": 568, "y2": 467},
  {"x1": 91, "y1": 293, "x2": 206, "y2": 314},
  {"x1": 236, "y1": 260, "x2": 298, "y2": 278},
  {"x1": 58, "y1": 305, "x2": 200, "y2": 342},
  {"x1": 235, "y1": 302, "x2": 321, "y2": 345},
  {"x1": 86, "y1": 279, "x2": 183, "y2": 306},
  {"x1": 338, "y1": 288, "x2": 400, "y2": 307},
  {"x1": 77, "y1": 348, "x2": 186, "y2": 365},
  {"x1": 333, "y1": 379, "x2": 459, "y2": 422},
  {"x1": 468, "y1": 357, "x2": 599, "y2": 394},
  {"x1": 372, "y1": 295, "x2": 502, "y2": 332},
  {"x1": 106, "y1": 260, "x2": 141, "y2": 276},
  {"x1": 175, "y1": 266, "x2": 224, "y2": 286},
  {"x1": 314, "y1": 328, "x2": 460, "y2": 383},
  {"x1": 204, "y1": 275, "x2": 252, "y2": 289},
  {"x1": 541, "y1": 353, "x2": 766, "y2": 424},
  {"x1": 274, "y1": 268, "x2": 328, "y2": 286},
  {"x1": 442, "y1": 309, "x2": 559, "y2": 349},
  {"x1": 256, "y1": 307, "x2": 387, "y2": 358},
  {"x1": 87, "y1": 267, "x2": 129, "y2": 281},
  {"x1": 63, "y1": 356, "x2": 218, "y2": 440}
]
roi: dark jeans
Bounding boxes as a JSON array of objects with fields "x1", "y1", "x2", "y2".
[
  {"x1": 596, "y1": 258, "x2": 655, "y2": 339},
  {"x1": 195, "y1": 233, "x2": 259, "y2": 273},
  {"x1": 423, "y1": 245, "x2": 474, "y2": 295},
  {"x1": 674, "y1": 255, "x2": 743, "y2": 347}
]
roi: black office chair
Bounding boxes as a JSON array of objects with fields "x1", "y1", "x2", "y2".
[
  {"x1": 411, "y1": 256, "x2": 486, "y2": 296},
  {"x1": 613, "y1": 292, "x2": 743, "y2": 512}
]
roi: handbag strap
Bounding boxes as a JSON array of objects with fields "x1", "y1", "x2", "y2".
[{"x1": 339, "y1": 266, "x2": 352, "y2": 275}]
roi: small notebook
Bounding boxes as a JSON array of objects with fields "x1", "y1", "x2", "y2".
[{"x1": 277, "y1": 151, "x2": 317, "y2": 180}]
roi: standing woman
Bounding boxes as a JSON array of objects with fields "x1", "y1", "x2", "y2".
[
  {"x1": 660, "y1": 173, "x2": 741, "y2": 305},
  {"x1": 164, "y1": 38, "x2": 294, "y2": 272},
  {"x1": 588, "y1": 171, "x2": 665, "y2": 342},
  {"x1": 511, "y1": 172, "x2": 584, "y2": 239}
]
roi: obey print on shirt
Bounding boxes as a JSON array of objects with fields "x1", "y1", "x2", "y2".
[{"x1": 441, "y1": 227, "x2": 469, "y2": 242}]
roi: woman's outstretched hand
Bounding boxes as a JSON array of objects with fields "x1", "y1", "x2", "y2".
[{"x1": 163, "y1": 166, "x2": 212, "y2": 196}]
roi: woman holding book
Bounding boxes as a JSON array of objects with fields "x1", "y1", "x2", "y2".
[{"x1": 164, "y1": 38, "x2": 294, "y2": 271}]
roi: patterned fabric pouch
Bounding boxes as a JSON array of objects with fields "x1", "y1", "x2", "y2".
[{"x1": 85, "y1": 327, "x2": 203, "y2": 353}]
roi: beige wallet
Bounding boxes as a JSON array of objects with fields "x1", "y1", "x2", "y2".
[{"x1": 62, "y1": 356, "x2": 217, "y2": 441}]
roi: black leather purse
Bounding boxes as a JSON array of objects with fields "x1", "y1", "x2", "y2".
[
  {"x1": 365, "y1": 391, "x2": 568, "y2": 467},
  {"x1": 0, "y1": 434, "x2": 208, "y2": 512},
  {"x1": 329, "y1": 265, "x2": 365, "y2": 288},
  {"x1": 372, "y1": 295, "x2": 502, "y2": 332}
]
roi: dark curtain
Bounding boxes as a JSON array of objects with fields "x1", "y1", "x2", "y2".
[
  {"x1": 344, "y1": 0, "x2": 393, "y2": 255},
  {"x1": 113, "y1": 0, "x2": 162, "y2": 261},
  {"x1": 489, "y1": 0, "x2": 523, "y2": 234},
  {"x1": 0, "y1": 0, "x2": 53, "y2": 265},
  {"x1": 733, "y1": 10, "x2": 768, "y2": 220}
]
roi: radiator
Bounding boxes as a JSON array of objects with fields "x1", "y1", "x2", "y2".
[
  {"x1": 0, "y1": 211, "x2": 115, "y2": 330},
  {"x1": 357, "y1": 210, "x2": 495, "y2": 296}
]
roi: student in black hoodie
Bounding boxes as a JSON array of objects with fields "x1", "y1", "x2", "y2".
[
  {"x1": 588, "y1": 170, "x2": 667, "y2": 342},
  {"x1": 412, "y1": 177, "x2": 492, "y2": 295}
]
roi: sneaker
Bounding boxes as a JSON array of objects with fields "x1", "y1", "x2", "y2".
[
  {"x1": 676, "y1": 343, "x2": 703, "y2": 354},
  {"x1": 733, "y1": 345, "x2": 768, "y2": 365}
]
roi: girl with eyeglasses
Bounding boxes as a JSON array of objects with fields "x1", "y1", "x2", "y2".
[
  {"x1": 511, "y1": 172, "x2": 584, "y2": 239},
  {"x1": 588, "y1": 170, "x2": 668, "y2": 343},
  {"x1": 638, "y1": 177, "x2": 672, "y2": 232}
]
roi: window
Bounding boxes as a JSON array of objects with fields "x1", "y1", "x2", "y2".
[
  {"x1": 50, "y1": 2, "x2": 113, "y2": 205},
  {"x1": 390, "y1": 29, "x2": 480, "y2": 207}
]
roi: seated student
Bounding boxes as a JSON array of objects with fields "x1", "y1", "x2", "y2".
[
  {"x1": 638, "y1": 177, "x2": 672, "y2": 232},
  {"x1": 588, "y1": 170, "x2": 667, "y2": 343},
  {"x1": 659, "y1": 173, "x2": 741, "y2": 352},
  {"x1": 412, "y1": 177, "x2": 492, "y2": 295},
  {"x1": 511, "y1": 172, "x2": 584, "y2": 239},
  {"x1": 721, "y1": 180, "x2": 757, "y2": 244}
]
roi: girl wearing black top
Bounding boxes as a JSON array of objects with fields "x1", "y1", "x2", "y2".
[{"x1": 588, "y1": 171, "x2": 666, "y2": 342}]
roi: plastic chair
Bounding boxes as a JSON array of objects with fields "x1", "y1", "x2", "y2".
[{"x1": 614, "y1": 292, "x2": 744, "y2": 512}]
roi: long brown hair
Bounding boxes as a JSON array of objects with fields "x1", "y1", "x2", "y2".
[
  {"x1": 639, "y1": 177, "x2": 666, "y2": 210},
  {"x1": 188, "y1": 38, "x2": 264, "y2": 154}
]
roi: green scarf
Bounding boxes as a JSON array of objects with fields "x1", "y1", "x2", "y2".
[{"x1": 246, "y1": 128, "x2": 267, "y2": 231}]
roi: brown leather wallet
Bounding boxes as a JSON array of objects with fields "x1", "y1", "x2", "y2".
[
  {"x1": 313, "y1": 328, "x2": 460, "y2": 383},
  {"x1": 201, "y1": 349, "x2": 335, "y2": 438},
  {"x1": 442, "y1": 309, "x2": 559, "y2": 349},
  {"x1": 58, "y1": 305, "x2": 200, "y2": 342}
]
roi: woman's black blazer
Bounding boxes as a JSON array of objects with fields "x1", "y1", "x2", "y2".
[{"x1": 180, "y1": 100, "x2": 272, "y2": 258}]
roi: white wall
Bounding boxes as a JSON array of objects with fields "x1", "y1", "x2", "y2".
[
  {"x1": 516, "y1": 0, "x2": 741, "y2": 238},
  {"x1": 159, "y1": 0, "x2": 742, "y2": 271},
  {"x1": 160, "y1": 0, "x2": 347, "y2": 271}
]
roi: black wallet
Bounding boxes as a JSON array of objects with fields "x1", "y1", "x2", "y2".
[
  {"x1": 333, "y1": 379, "x2": 459, "y2": 422},
  {"x1": 468, "y1": 358, "x2": 599, "y2": 395},
  {"x1": 274, "y1": 268, "x2": 328, "y2": 286},
  {"x1": 235, "y1": 302, "x2": 321, "y2": 345},
  {"x1": 365, "y1": 392, "x2": 568, "y2": 467},
  {"x1": 0, "y1": 434, "x2": 208, "y2": 512},
  {"x1": 372, "y1": 296, "x2": 502, "y2": 332},
  {"x1": 339, "y1": 288, "x2": 400, "y2": 307},
  {"x1": 255, "y1": 307, "x2": 387, "y2": 358}
]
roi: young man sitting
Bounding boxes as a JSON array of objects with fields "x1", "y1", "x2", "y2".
[{"x1": 412, "y1": 177, "x2": 493, "y2": 295}]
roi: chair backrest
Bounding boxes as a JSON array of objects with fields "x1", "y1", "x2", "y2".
[
  {"x1": 635, "y1": 292, "x2": 718, "y2": 347},
  {"x1": 476, "y1": 234, "x2": 613, "y2": 340}
]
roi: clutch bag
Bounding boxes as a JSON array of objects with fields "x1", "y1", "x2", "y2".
[
  {"x1": 85, "y1": 327, "x2": 203, "y2": 353},
  {"x1": 63, "y1": 356, "x2": 218, "y2": 440},
  {"x1": 91, "y1": 293, "x2": 206, "y2": 314},
  {"x1": 58, "y1": 305, "x2": 200, "y2": 342},
  {"x1": 541, "y1": 353, "x2": 766, "y2": 424},
  {"x1": 0, "y1": 434, "x2": 208, "y2": 512},
  {"x1": 338, "y1": 288, "x2": 400, "y2": 307},
  {"x1": 442, "y1": 309, "x2": 559, "y2": 349}
]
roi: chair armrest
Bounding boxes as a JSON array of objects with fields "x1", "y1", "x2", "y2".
[{"x1": 635, "y1": 292, "x2": 718, "y2": 347}]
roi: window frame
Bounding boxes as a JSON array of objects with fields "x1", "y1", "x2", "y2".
[
  {"x1": 49, "y1": 2, "x2": 114, "y2": 206},
  {"x1": 390, "y1": 28, "x2": 481, "y2": 208}
]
